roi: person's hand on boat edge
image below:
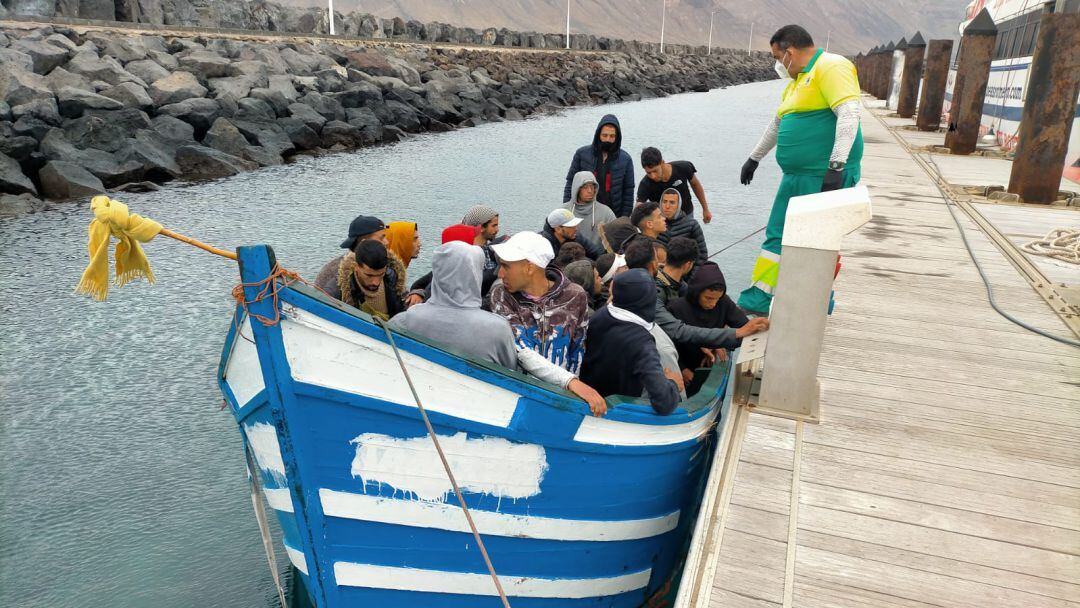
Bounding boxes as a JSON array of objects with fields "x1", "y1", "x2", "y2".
[
  {"x1": 735, "y1": 317, "x2": 770, "y2": 338},
  {"x1": 568, "y1": 378, "x2": 607, "y2": 417},
  {"x1": 664, "y1": 367, "x2": 685, "y2": 394}
]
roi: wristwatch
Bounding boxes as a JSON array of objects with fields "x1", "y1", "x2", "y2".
[{"x1": 828, "y1": 161, "x2": 846, "y2": 172}]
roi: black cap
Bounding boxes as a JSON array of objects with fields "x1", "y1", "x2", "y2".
[{"x1": 340, "y1": 215, "x2": 386, "y2": 250}]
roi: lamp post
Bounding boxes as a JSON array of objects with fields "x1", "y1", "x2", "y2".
[
  {"x1": 660, "y1": 0, "x2": 667, "y2": 53},
  {"x1": 327, "y1": 0, "x2": 335, "y2": 35},
  {"x1": 825, "y1": 30, "x2": 831, "y2": 52},
  {"x1": 565, "y1": 0, "x2": 571, "y2": 49},
  {"x1": 747, "y1": 22, "x2": 753, "y2": 55},
  {"x1": 708, "y1": 10, "x2": 719, "y2": 54}
]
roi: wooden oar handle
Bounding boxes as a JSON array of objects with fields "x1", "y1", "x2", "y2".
[{"x1": 159, "y1": 228, "x2": 237, "y2": 260}]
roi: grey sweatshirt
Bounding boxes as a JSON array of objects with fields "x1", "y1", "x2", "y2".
[
  {"x1": 389, "y1": 242, "x2": 575, "y2": 388},
  {"x1": 565, "y1": 170, "x2": 616, "y2": 251}
]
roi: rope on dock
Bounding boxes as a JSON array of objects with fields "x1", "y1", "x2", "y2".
[
  {"x1": 375, "y1": 318, "x2": 514, "y2": 608},
  {"x1": 1021, "y1": 228, "x2": 1080, "y2": 265}
]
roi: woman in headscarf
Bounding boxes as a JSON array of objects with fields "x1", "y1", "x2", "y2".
[
  {"x1": 667, "y1": 261, "x2": 751, "y2": 375},
  {"x1": 386, "y1": 221, "x2": 421, "y2": 268}
]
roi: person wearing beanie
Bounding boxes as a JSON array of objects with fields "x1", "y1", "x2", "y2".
[
  {"x1": 580, "y1": 269, "x2": 684, "y2": 415},
  {"x1": 489, "y1": 232, "x2": 591, "y2": 374},
  {"x1": 563, "y1": 114, "x2": 635, "y2": 217},
  {"x1": 461, "y1": 205, "x2": 500, "y2": 244},
  {"x1": 441, "y1": 223, "x2": 481, "y2": 245},
  {"x1": 389, "y1": 241, "x2": 608, "y2": 417},
  {"x1": 564, "y1": 170, "x2": 616, "y2": 253},
  {"x1": 408, "y1": 223, "x2": 499, "y2": 308}
]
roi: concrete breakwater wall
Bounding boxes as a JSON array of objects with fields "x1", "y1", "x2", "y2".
[{"x1": 0, "y1": 24, "x2": 774, "y2": 215}]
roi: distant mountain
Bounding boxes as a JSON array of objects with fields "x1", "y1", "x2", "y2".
[{"x1": 285, "y1": 0, "x2": 969, "y2": 54}]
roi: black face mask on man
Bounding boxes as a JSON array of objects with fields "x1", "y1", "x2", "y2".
[{"x1": 599, "y1": 140, "x2": 616, "y2": 152}]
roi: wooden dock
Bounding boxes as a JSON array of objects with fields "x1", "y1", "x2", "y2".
[{"x1": 679, "y1": 98, "x2": 1080, "y2": 608}]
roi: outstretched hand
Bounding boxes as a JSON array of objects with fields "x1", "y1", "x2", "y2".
[
  {"x1": 568, "y1": 378, "x2": 607, "y2": 417},
  {"x1": 735, "y1": 317, "x2": 770, "y2": 338},
  {"x1": 740, "y1": 158, "x2": 759, "y2": 185}
]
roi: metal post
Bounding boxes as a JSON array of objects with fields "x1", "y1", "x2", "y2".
[
  {"x1": 916, "y1": 39, "x2": 953, "y2": 131},
  {"x1": 946, "y1": 8, "x2": 996, "y2": 153},
  {"x1": 566, "y1": 0, "x2": 571, "y2": 50},
  {"x1": 1008, "y1": 10, "x2": 1080, "y2": 203},
  {"x1": 897, "y1": 32, "x2": 926, "y2": 118},
  {"x1": 708, "y1": 11, "x2": 717, "y2": 55},
  {"x1": 327, "y1": 0, "x2": 335, "y2": 35},
  {"x1": 660, "y1": 0, "x2": 666, "y2": 53},
  {"x1": 748, "y1": 22, "x2": 753, "y2": 55},
  {"x1": 755, "y1": 186, "x2": 873, "y2": 423}
]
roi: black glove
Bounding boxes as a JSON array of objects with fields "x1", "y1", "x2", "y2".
[
  {"x1": 821, "y1": 168, "x2": 844, "y2": 192},
  {"x1": 740, "y1": 158, "x2": 759, "y2": 185}
]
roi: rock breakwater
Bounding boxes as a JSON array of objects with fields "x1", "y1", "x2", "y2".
[{"x1": 0, "y1": 24, "x2": 774, "y2": 215}]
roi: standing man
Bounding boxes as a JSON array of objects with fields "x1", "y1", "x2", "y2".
[
  {"x1": 636, "y1": 147, "x2": 713, "y2": 223},
  {"x1": 737, "y1": 24, "x2": 863, "y2": 314},
  {"x1": 564, "y1": 115, "x2": 636, "y2": 218}
]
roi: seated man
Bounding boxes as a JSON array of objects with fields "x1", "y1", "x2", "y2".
[
  {"x1": 668, "y1": 261, "x2": 753, "y2": 380},
  {"x1": 315, "y1": 239, "x2": 405, "y2": 320},
  {"x1": 555, "y1": 241, "x2": 587, "y2": 269},
  {"x1": 626, "y1": 236, "x2": 769, "y2": 360},
  {"x1": 580, "y1": 269, "x2": 684, "y2": 415},
  {"x1": 564, "y1": 170, "x2": 616, "y2": 252},
  {"x1": 657, "y1": 188, "x2": 708, "y2": 265},
  {"x1": 562, "y1": 259, "x2": 602, "y2": 313},
  {"x1": 630, "y1": 201, "x2": 668, "y2": 241},
  {"x1": 541, "y1": 208, "x2": 604, "y2": 261},
  {"x1": 490, "y1": 232, "x2": 591, "y2": 374},
  {"x1": 410, "y1": 224, "x2": 498, "y2": 307},
  {"x1": 316, "y1": 214, "x2": 407, "y2": 308},
  {"x1": 390, "y1": 241, "x2": 607, "y2": 416},
  {"x1": 597, "y1": 216, "x2": 640, "y2": 254}
]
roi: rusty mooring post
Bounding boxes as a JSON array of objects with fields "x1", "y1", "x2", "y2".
[
  {"x1": 946, "y1": 8, "x2": 996, "y2": 154},
  {"x1": 897, "y1": 32, "x2": 926, "y2": 118},
  {"x1": 1008, "y1": 9, "x2": 1080, "y2": 203},
  {"x1": 870, "y1": 46, "x2": 885, "y2": 97},
  {"x1": 916, "y1": 39, "x2": 953, "y2": 131},
  {"x1": 878, "y1": 41, "x2": 896, "y2": 100}
]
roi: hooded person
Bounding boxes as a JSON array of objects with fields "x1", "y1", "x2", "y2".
[
  {"x1": 580, "y1": 269, "x2": 683, "y2": 415},
  {"x1": 667, "y1": 262, "x2": 751, "y2": 371},
  {"x1": 562, "y1": 114, "x2": 636, "y2": 217},
  {"x1": 656, "y1": 188, "x2": 708, "y2": 265},
  {"x1": 390, "y1": 241, "x2": 609, "y2": 416},
  {"x1": 386, "y1": 221, "x2": 420, "y2": 268},
  {"x1": 597, "y1": 216, "x2": 641, "y2": 255},
  {"x1": 564, "y1": 170, "x2": 616, "y2": 252}
]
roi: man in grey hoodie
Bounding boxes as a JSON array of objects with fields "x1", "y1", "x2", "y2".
[
  {"x1": 389, "y1": 241, "x2": 608, "y2": 416},
  {"x1": 565, "y1": 170, "x2": 616, "y2": 254}
]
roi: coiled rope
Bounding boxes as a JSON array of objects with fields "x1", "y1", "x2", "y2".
[{"x1": 1021, "y1": 228, "x2": 1080, "y2": 265}]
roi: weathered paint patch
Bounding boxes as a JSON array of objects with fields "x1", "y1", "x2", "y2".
[
  {"x1": 350, "y1": 432, "x2": 547, "y2": 502},
  {"x1": 244, "y1": 422, "x2": 286, "y2": 481}
]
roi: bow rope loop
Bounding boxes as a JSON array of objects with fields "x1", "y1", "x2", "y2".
[
  {"x1": 231, "y1": 264, "x2": 303, "y2": 327},
  {"x1": 75, "y1": 195, "x2": 163, "y2": 301}
]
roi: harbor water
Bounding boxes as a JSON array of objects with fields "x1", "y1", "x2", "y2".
[{"x1": 0, "y1": 78, "x2": 783, "y2": 607}]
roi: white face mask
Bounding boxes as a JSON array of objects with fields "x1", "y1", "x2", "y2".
[{"x1": 774, "y1": 52, "x2": 793, "y2": 79}]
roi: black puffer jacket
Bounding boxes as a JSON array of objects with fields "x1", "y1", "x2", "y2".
[
  {"x1": 657, "y1": 198, "x2": 708, "y2": 264},
  {"x1": 562, "y1": 114, "x2": 636, "y2": 218}
]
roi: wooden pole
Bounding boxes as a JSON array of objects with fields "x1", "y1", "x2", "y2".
[{"x1": 159, "y1": 228, "x2": 238, "y2": 260}]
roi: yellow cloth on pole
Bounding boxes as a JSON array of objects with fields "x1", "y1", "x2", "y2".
[{"x1": 75, "y1": 196, "x2": 163, "y2": 301}]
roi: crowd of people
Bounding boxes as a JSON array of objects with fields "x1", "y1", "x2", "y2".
[{"x1": 312, "y1": 23, "x2": 865, "y2": 419}]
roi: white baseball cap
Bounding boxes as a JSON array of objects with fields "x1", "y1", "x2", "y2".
[
  {"x1": 491, "y1": 231, "x2": 555, "y2": 268},
  {"x1": 547, "y1": 208, "x2": 583, "y2": 229}
]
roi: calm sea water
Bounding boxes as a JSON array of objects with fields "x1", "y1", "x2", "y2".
[{"x1": 0, "y1": 79, "x2": 784, "y2": 607}]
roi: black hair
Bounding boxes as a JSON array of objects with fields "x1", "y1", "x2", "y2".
[
  {"x1": 354, "y1": 239, "x2": 389, "y2": 270},
  {"x1": 666, "y1": 236, "x2": 699, "y2": 267},
  {"x1": 640, "y1": 146, "x2": 663, "y2": 168},
  {"x1": 624, "y1": 238, "x2": 656, "y2": 270},
  {"x1": 595, "y1": 252, "x2": 616, "y2": 278},
  {"x1": 554, "y1": 241, "x2": 587, "y2": 268},
  {"x1": 770, "y1": 25, "x2": 814, "y2": 51},
  {"x1": 631, "y1": 201, "x2": 661, "y2": 228}
]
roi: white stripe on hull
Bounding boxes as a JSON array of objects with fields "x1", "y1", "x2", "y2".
[
  {"x1": 223, "y1": 317, "x2": 265, "y2": 409},
  {"x1": 332, "y1": 562, "x2": 651, "y2": 598},
  {"x1": 281, "y1": 307, "x2": 520, "y2": 429},
  {"x1": 244, "y1": 422, "x2": 286, "y2": 479},
  {"x1": 284, "y1": 544, "x2": 308, "y2": 575},
  {"x1": 320, "y1": 489, "x2": 679, "y2": 541},
  {"x1": 573, "y1": 406, "x2": 718, "y2": 446},
  {"x1": 264, "y1": 488, "x2": 294, "y2": 513}
]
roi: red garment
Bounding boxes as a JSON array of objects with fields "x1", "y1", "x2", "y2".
[{"x1": 442, "y1": 223, "x2": 480, "y2": 245}]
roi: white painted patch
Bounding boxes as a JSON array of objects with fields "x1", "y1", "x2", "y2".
[
  {"x1": 263, "y1": 488, "x2": 294, "y2": 513},
  {"x1": 319, "y1": 488, "x2": 678, "y2": 541},
  {"x1": 284, "y1": 543, "x2": 307, "y2": 575},
  {"x1": 244, "y1": 422, "x2": 286, "y2": 481},
  {"x1": 280, "y1": 307, "x2": 521, "y2": 428},
  {"x1": 223, "y1": 317, "x2": 265, "y2": 409},
  {"x1": 573, "y1": 407, "x2": 719, "y2": 447},
  {"x1": 349, "y1": 432, "x2": 546, "y2": 502},
  {"x1": 332, "y1": 562, "x2": 651, "y2": 598}
]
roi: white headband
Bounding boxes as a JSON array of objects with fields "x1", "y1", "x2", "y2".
[{"x1": 601, "y1": 254, "x2": 626, "y2": 283}]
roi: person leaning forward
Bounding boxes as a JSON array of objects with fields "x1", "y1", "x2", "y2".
[{"x1": 737, "y1": 24, "x2": 864, "y2": 314}]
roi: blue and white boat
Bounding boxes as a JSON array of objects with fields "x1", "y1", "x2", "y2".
[{"x1": 218, "y1": 245, "x2": 730, "y2": 607}]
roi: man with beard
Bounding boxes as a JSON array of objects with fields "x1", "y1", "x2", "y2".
[{"x1": 563, "y1": 115, "x2": 636, "y2": 217}]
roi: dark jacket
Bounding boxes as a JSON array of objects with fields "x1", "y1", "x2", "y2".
[
  {"x1": 658, "y1": 208, "x2": 708, "y2": 264},
  {"x1": 314, "y1": 251, "x2": 406, "y2": 319},
  {"x1": 489, "y1": 266, "x2": 590, "y2": 374},
  {"x1": 540, "y1": 222, "x2": 605, "y2": 261},
  {"x1": 563, "y1": 114, "x2": 635, "y2": 218},
  {"x1": 654, "y1": 268, "x2": 739, "y2": 350},
  {"x1": 580, "y1": 269, "x2": 681, "y2": 415},
  {"x1": 667, "y1": 262, "x2": 748, "y2": 369}
]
